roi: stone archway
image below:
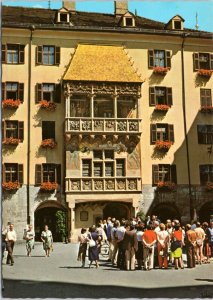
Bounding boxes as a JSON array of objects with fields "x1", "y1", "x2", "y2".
[
  {"x1": 103, "y1": 202, "x2": 130, "y2": 221},
  {"x1": 150, "y1": 203, "x2": 181, "y2": 223},
  {"x1": 198, "y1": 201, "x2": 213, "y2": 223},
  {"x1": 34, "y1": 201, "x2": 67, "y2": 242}
]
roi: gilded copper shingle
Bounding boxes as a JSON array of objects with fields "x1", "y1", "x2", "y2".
[{"x1": 63, "y1": 44, "x2": 142, "y2": 82}]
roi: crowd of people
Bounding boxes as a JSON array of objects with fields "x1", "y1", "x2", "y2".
[
  {"x1": 2, "y1": 215, "x2": 213, "y2": 271},
  {"x1": 77, "y1": 215, "x2": 213, "y2": 270}
]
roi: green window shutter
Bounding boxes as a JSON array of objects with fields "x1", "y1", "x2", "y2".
[
  {"x1": 2, "y1": 121, "x2": 5, "y2": 140},
  {"x1": 166, "y1": 51, "x2": 171, "y2": 68},
  {"x1": 36, "y1": 83, "x2": 42, "y2": 103},
  {"x1": 19, "y1": 45, "x2": 25, "y2": 64},
  {"x1": 55, "y1": 47, "x2": 60, "y2": 65},
  {"x1": 152, "y1": 164, "x2": 159, "y2": 185},
  {"x1": 2, "y1": 82, "x2": 6, "y2": 100},
  {"x1": 193, "y1": 53, "x2": 199, "y2": 71},
  {"x1": 150, "y1": 124, "x2": 157, "y2": 144},
  {"x1": 168, "y1": 124, "x2": 174, "y2": 142},
  {"x1": 18, "y1": 164, "x2": 24, "y2": 185},
  {"x1": 35, "y1": 164, "x2": 42, "y2": 185},
  {"x1": 18, "y1": 83, "x2": 24, "y2": 102},
  {"x1": 210, "y1": 54, "x2": 213, "y2": 70},
  {"x1": 54, "y1": 84, "x2": 61, "y2": 103},
  {"x1": 171, "y1": 165, "x2": 177, "y2": 184},
  {"x1": 166, "y1": 88, "x2": 173, "y2": 106},
  {"x1": 56, "y1": 164, "x2": 61, "y2": 184},
  {"x1": 18, "y1": 121, "x2": 24, "y2": 142},
  {"x1": 2, "y1": 45, "x2": 6, "y2": 63},
  {"x1": 148, "y1": 50, "x2": 154, "y2": 68},
  {"x1": 36, "y1": 46, "x2": 43, "y2": 64},
  {"x1": 149, "y1": 87, "x2": 156, "y2": 106}
]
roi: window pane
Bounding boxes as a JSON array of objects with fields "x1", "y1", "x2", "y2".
[
  {"x1": 199, "y1": 53, "x2": 210, "y2": 70},
  {"x1": 94, "y1": 98, "x2": 114, "y2": 118},
  {"x1": 6, "y1": 83, "x2": 18, "y2": 91},
  {"x1": 5, "y1": 164, "x2": 18, "y2": 182},
  {"x1": 105, "y1": 162, "x2": 114, "y2": 177},
  {"x1": 116, "y1": 159, "x2": 125, "y2": 176},
  {"x1": 154, "y1": 50, "x2": 165, "y2": 67},
  {"x1": 82, "y1": 160, "x2": 91, "y2": 177},
  {"x1": 94, "y1": 150, "x2": 103, "y2": 160},
  {"x1": 94, "y1": 162, "x2": 102, "y2": 177},
  {"x1": 43, "y1": 84, "x2": 55, "y2": 92},
  {"x1": 70, "y1": 98, "x2": 90, "y2": 117},
  {"x1": 7, "y1": 45, "x2": 19, "y2": 64},
  {"x1": 43, "y1": 164, "x2": 56, "y2": 182},
  {"x1": 43, "y1": 46, "x2": 55, "y2": 65},
  {"x1": 6, "y1": 121, "x2": 18, "y2": 138},
  {"x1": 105, "y1": 150, "x2": 114, "y2": 159}
]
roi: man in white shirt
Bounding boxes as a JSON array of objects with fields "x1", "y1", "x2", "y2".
[
  {"x1": 5, "y1": 223, "x2": 17, "y2": 266},
  {"x1": 116, "y1": 221, "x2": 126, "y2": 269}
]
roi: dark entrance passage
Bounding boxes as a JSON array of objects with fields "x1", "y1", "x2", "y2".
[
  {"x1": 151, "y1": 204, "x2": 180, "y2": 223},
  {"x1": 199, "y1": 201, "x2": 213, "y2": 223},
  {"x1": 35, "y1": 207, "x2": 67, "y2": 242},
  {"x1": 103, "y1": 202, "x2": 129, "y2": 221}
]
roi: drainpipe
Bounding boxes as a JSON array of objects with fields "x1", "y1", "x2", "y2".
[
  {"x1": 181, "y1": 33, "x2": 193, "y2": 220},
  {"x1": 27, "y1": 25, "x2": 35, "y2": 225}
]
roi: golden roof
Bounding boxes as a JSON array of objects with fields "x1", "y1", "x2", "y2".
[{"x1": 63, "y1": 44, "x2": 142, "y2": 83}]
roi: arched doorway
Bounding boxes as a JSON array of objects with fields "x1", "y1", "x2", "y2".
[
  {"x1": 34, "y1": 201, "x2": 67, "y2": 242},
  {"x1": 150, "y1": 204, "x2": 180, "y2": 223},
  {"x1": 199, "y1": 201, "x2": 213, "y2": 223},
  {"x1": 103, "y1": 202, "x2": 129, "y2": 221}
]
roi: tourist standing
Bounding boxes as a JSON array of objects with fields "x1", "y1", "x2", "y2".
[
  {"x1": 77, "y1": 228, "x2": 88, "y2": 267},
  {"x1": 5, "y1": 223, "x2": 17, "y2": 266},
  {"x1": 156, "y1": 223, "x2": 169, "y2": 269},
  {"x1": 208, "y1": 221, "x2": 213, "y2": 257},
  {"x1": 24, "y1": 224, "x2": 35, "y2": 257},
  {"x1": 116, "y1": 220, "x2": 126, "y2": 269},
  {"x1": 41, "y1": 225, "x2": 53, "y2": 257},
  {"x1": 88, "y1": 227, "x2": 102, "y2": 268},
  {"x1": 185, "y1": 224, "x2": 196, "y2": 268},
  {"x1": 171, "y1": 222, "x2": 184, "y2": 269},
  {"x1": 111, "y1": 220, "x2": 119, "y2": 266},
  {"x1": 202, "y1": 222, "x2": 211, "y2": 263},
  {"x1": 2, "y1": 226, "x2": 7, "y2": 261},
  {"x1": 122, "y1": 222, "x2": 138, "y2": 271},
  {"x1": 194, "y1": 222, "x2": 205, "y2": 264},
  {"x1": 135, "y1": 224, "x2": 144, "y2": 270},
  {"x1": 142, "y1": 224, "x2": 157, "y2": 270}
]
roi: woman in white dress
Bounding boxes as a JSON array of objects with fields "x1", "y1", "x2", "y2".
[
  {"x1": 41, "y1": 225, "x2": 53, "y2": 257},
  {"x1": 25, "y1": 224, "x2": 35, "y2": 256}
]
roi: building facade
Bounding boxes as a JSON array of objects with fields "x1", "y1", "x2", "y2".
[{"x1": 2, "y1": 1, "x2": 213, "y2": 241}]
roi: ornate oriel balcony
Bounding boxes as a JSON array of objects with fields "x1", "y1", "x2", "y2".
[{"x1": 65, "y1": 177, "x2": 142, "y2": 192}]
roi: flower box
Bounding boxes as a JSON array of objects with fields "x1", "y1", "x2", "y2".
[
  {"x1": 39, "y1": 100, "x2": 56, "y2": 111},
  {"x1": 153, "y1": 67, "x2": 169, "y2": 75},
  {"x1": 197, "y1": 69, "x2": 212, "y2": 77},
  {"x1": 157, "y1": 181, "x2": 176, "y2": 191},
  {"x1": 155, "y1": 140, "x2": 173, "y2": 150},
  {"x1": 200, "y1": 106, "x2": 213, "y2": 113},
  {"x1": 206, "y1": 182, "x2": 213, "y2": 191},
  {"x1": 41, "y1": 139, "x2": 57, "y2": 149},
  {"x1": 40, "y1": 182, "x2": 58, "y2": 192},
  {"x1": 2, "y1": 181, "x2": 20, "y2": 191},
  {"x1": 3, "y1": 137, "x2": 20, "y2": 145},
  {"x1": 2, "y1": 99, "x2": 21, "y2": 109},
  {"x1": 155, "y1": 104, "x2": 170, "y2": 111}
]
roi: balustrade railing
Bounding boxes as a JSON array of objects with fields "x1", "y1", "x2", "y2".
[
  {"x1": 65, "y1": 118, "x2": 141, "y2": 133},
  {"x1": 65, "y1": 177, "x2": 141, "y2": 192}
]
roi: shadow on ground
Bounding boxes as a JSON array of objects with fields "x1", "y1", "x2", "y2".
[{"x1": 2, "y1": 279, "x2": 213, "y2": 298}]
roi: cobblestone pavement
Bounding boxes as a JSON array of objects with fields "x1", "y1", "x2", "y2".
[{"x1": 2, "y1": 242, "x2": 213, "y2": 298}]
